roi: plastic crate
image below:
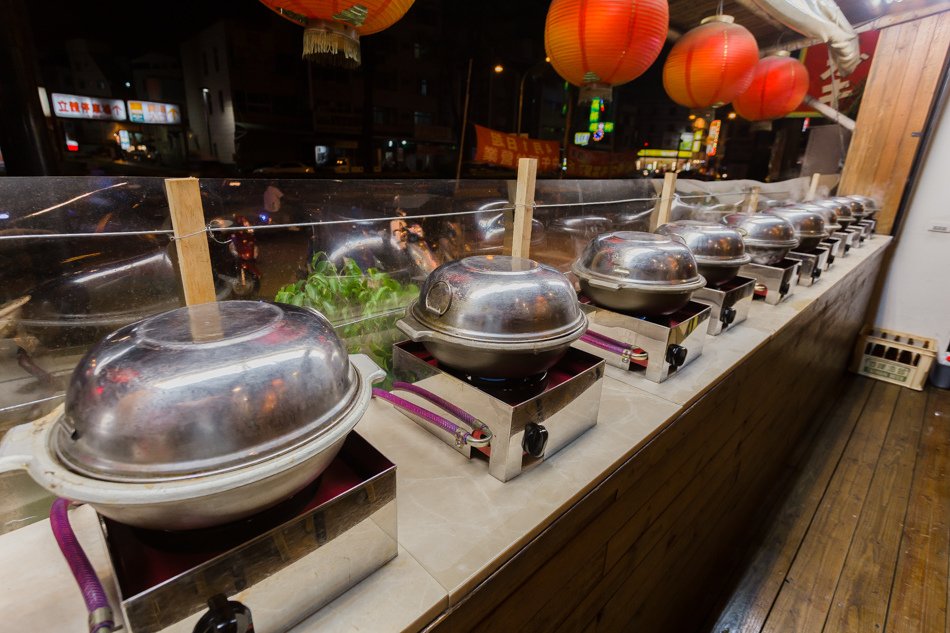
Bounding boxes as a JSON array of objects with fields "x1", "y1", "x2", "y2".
[{"x1": 851, "y1": 327, "x2": 937, "y2": 391}]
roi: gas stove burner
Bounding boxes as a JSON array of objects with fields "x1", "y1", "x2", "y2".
[
  {"x1": 392, "y1": 341, "x2": 605, "y2": 482},
  {"x1": 578, "y1": 294, "x2": 707, "y2": 327},
  {"x1": 447, "y1": 370, "x2": 550, "y2": 404},
  {"x1": 96, "y1": 433, "x2": 397, "y2": 633},
  {"x1": 693, "y1": 275, "x2": 756, "y2": 336},
  {"x1": 575, "y1": 300, "x2": 710, "y2": 383},
  {"x1": 122, "y1": 476, "x2": 322, "y2": 555},
  {"x1": 740, "y1": 258, "x2": 801, "y2": 305}
]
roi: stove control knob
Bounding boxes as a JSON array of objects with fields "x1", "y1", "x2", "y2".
[
  {"x1": 720, "y1": 306, "x2": 737, "y2": 326},
  {"x1": 779, "y1": 281, "x2": 791, "y2": 295},
  {"x1": 522, "y1": 423, "x2": 549, "y2": 458},
  {"x1": 666, "y1": 344, "x2": 688, "y2": 368}
]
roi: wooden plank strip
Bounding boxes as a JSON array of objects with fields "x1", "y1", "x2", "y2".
[
  {"x1": 843, "y1": 20, "x2": 922, "y2": 201},
  {"x1": 707, "y1": 378, "x2": 875, "y2": 633},
  {"x1": 824, "y1": 386, "x2": 929, "y2": 631},
  {"x1": 884, "y1": 388, "x2": 950, "y2": 633},
  {"x1": 760, "y1": 381, "x2": 902, "y2": 633},
  {"x1": 510, "y1": 157, "x2": 537, "y2": 259},
  {"x1": 877, "y1": 12, "x2": 950, "y2": 234},
  {"x1": 867, "y1": 16, "x2": 938, "y2": 233},
  {"x1": 649, "y1": 172, "x2": 676, "y2": 231},
  {"x1": 867, "y1": 19, "x2": 932, "y2": 190},
  {"x1": 165, "y1": 177, "x2": 216, "y2": 306},
  {"x1": 839, "y1": 22, "x2": 910, "y2": 196}
]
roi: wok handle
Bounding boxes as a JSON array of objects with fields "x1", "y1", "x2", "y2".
[
  {"x1": 350, "y1": 353, "x2": 387, "y2": 386},
  {"x1": 585, "y1": 277, "x2": 622, "y2": 290},
  {"x1": 395, "y1": 316, "x2": 438, "y2": 342},
  {"x1": 0, "y1": 423, "x2": 34, "y2": 472}
]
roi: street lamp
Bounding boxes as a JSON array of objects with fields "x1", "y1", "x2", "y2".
[{"x1": 488, "y1": 64, "x2": 505, "y2": 128}]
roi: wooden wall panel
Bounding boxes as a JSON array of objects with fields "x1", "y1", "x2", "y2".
[
  {"x1": 426, "y1": 249, "x2": 888, "y2": 632},
  {"x1": 839, "y1": 10, "x2": 950, "y2": 234}
]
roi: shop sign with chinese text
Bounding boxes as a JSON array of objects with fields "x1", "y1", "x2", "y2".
[
  {"x1": 794, "y1": 30, "x2": 880, "y2": 116},
  {"x1": 473, "y1": 125, "x2": 560, "y2": 172},
  {"x1": 51, "y1": 93, "x2": 126, "y2": 121},
  {"x1": 128, "y1": 100, "x2": 182, "y2": 125}
]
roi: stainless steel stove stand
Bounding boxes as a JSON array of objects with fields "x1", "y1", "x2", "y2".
[
  {"x1": 99, "y1": 433, "x2": 397, "y2": 633},
  {"x1": 845, "y1": 226, "x2": 866, "y2": 247},
  {"x1": 833, "y1": 230, "x2": 854, "y2": 255},
  {"x1": 855, "y1": 219, "x2": 876, "y2": 238},
  {"x1": 574, "y1": 301, "x2": 710, "y2": 384},
  {"x1": 821, "y1": 237, "x2": 841, "y2": 269},
  {"x1": 787, "y1": 246, "x2": 828, "y2": 286},
  {"x1": 739, "y1": 259, "x2": 801, "y2": 305},
  {"x1": 392, "y1": 342, "x2": 605, "y2": 482},
  {"x1": 693, "y1": 276, "x2": 755, "y2": 336}
]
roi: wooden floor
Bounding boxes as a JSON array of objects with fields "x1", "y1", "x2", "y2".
[{"x1": 706, "y1": 377, "x2": 950, "y2": 633}]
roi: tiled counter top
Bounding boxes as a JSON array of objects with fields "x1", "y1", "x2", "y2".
[{"x1": 0, "y1": 236, "x2": 891, "y2": 632}]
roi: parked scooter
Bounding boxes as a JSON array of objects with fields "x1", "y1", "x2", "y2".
[{"x1": 209, "y1": 215, "x2": 261, "y2": 298}]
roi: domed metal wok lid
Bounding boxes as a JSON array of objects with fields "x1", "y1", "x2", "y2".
[
  {"x1": 798, "y1": 203, "x2": 843, "y2": 232},
  {"x1": 655, "y1": 221, "x2": 752, "y2": 267},
  {"x1": 812, "y1": 198, "x2": 854, "y2": 222},
  {"x1": 53, "y1": 301, "x2": 360, "y2": 483},
  {"x1": 830, "y1": 196, "x2": 864, "y2": 217},
  {"x1": 407, "y1": 255, "x2": 586, "y2": 344},
  {"x1": 722, "y1": 213, "x2": 800, "y2": 248},
  {"x1": 765, "y1": 207, "x2": 828, "y2": 238},
  {"x1": 572, "y1": 231, "x2": 706, "y2": 290}
]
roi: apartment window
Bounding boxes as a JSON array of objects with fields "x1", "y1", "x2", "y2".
[
  {"x1": 414, "y1": 111, "x2": 433, "y2": 125},
  {"x1": 213, "y1": 47, "x2": 220, "y2": 73},
  {"x1": 202, "y1": 51, "x2": 209, "y2": 76},
  {"x1": 218, "y1": 90, "x2": 224, "y2": 111},
  {"x1": 420, "y1": 79, "x2": 428, "y2": 96}
]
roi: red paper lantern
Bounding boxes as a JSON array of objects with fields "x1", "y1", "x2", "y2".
[
  {"x1": 260, "y1": 0, "x2": 415, "y2": 67},
  {"x1": 545, "y1": 0, "x2": 670, "y2": 101},
  {"x1": 733, "y1": 53, "x2": 810, "y2": 121},
  {"x1": 662, "y1": 15, "x2": 759, "y2": 108}
]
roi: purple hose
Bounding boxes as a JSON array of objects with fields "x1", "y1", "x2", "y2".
[
  {"x1": 391, "y1": 381, "x2": 479, "y2": 428},
  {"x1": 50, "y1": 498, "x2": 114, "y2": 633},
  {"x1": 581, "y1": 331, "x2": 636, "y2": 357},
  {"x1": 372, "y1": 387, "x2": 472, "y2": 442}
]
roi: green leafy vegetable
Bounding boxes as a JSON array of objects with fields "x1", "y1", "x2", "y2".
[{"x1": 275, "y1": 253, "x2": 418, "y2": 383}]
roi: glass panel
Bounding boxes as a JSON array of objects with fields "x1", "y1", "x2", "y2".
[
  {"x1": 197, "y1": 178, "x2": 512, "y2": 381},
  {"x1": 530, "y1": 179, "x2": 658, "y2": 272}
]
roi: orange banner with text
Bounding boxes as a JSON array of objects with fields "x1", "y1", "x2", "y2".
[
  {"x1": 566, "y1": 145, "x2": 639, "y2": 178},
  {"x1": 473, "y1": 124, "x2": 561, "y2": 172}
]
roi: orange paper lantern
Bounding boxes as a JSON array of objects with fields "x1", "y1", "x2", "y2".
[
  {"x1": 260, "y1": 0, "x2": 415, "y2": 67},
  {"x1": 733, "y1": 53, "x2": 810, "y2": 121},
  {"x1": 662, "y1": 15, "x2": 759, "y2": 108},
  {"x1": 545, "y1": 0, "x2": 669, "y2": 101}
]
